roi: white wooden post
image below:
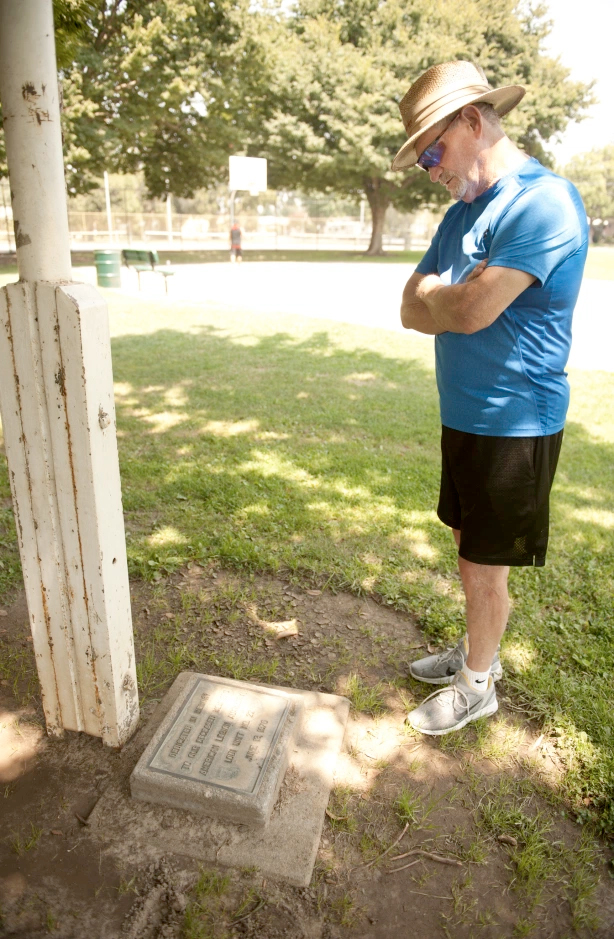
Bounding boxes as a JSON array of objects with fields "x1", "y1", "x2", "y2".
[{"x1": 0, "y1": 0, "x2": 139, "y2": 747}]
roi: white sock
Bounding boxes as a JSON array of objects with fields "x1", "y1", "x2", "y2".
[{"x1": 461, "y1": 662, "x2": 490, "y2": 693}]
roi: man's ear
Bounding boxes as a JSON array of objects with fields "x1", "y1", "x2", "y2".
[{"x1": 460, "y1": 105, "x2": 483, "y2": 137}]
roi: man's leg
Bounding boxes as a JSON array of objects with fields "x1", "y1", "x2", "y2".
[
  {"x1": 453, "y1": 529, "x2": 509, "y2": 671},
  {"x1": 405, "y1": 530, "x2": 506, "y2": 734}
]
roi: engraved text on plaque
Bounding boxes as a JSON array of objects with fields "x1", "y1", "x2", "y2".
[{"x1": 148, "y1": 678, "x2": 290, "y2": 795}]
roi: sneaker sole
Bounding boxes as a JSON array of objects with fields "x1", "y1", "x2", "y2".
[
  {"x1": 407, "y1": 698, "x2": 499, "y2": 736},
  {"x1": 409, "y1": 664, "x2": 503, "y2": 685}
]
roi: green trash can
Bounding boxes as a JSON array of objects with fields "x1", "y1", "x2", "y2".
[{"x1": 94, "y1": 249, "x2": 122, "y2": 288}]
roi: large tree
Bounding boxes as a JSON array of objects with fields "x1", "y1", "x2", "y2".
[
  {"x1": 1, "y1": 0, "x2": 275, "y2": 199},
  {"x1": 260, "y1": 0, "x2": 594, "y2": 253},
  {"x1": 564, "y1": 145, "x2": 614, "y2": 242}
]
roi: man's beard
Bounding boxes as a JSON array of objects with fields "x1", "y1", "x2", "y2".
[{"x1": 439, "y1": 170, "x2": 468, "y2": 201}]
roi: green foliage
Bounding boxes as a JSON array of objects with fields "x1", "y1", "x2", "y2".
[
  {"x1": 0, "y1": 0, "x2": 595, "y2": 240},
  {"x1": 193, "y1": 869, "x2": 231, "y2": 899},
  {"x1": 564, "y1": 145, "x2": 614, "y2": 241},
  {"x1": 394, "y1": 785, "x2": 423, "y2": 828},
  {"x1": 344, "y1": 673, "x2": 386, "y2": 715},
  {"x1": 38, "y1": 1, "x2": 275, "y2": 197},
  {"x1": 260, "y1": 0, "x2": 594, "y2": 251},
  {"x1": 183, "y1": 868, "x2": 231, "y2": 939},
  {"x1": 478, "y1": 777, "x2": 600, "y2": 923},
  {"x1": 10, "y1": 822, "x2": 43, "y2": 856}
]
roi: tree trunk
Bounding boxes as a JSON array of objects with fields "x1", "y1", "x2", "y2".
[{"x1": 364, "y1": 177, "x2": 390, "y2": 255}]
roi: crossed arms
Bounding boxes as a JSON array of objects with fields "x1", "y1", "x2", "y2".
[{"x1": 400, "y1": 261, "x2": 536, "y2": 335}]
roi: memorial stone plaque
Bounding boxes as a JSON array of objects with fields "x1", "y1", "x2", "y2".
[{"x1": 130, "y1": 673, "x2": 303, "y2": 827}]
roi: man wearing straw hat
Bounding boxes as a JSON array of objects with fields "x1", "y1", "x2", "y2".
[{"x1": 396, "y1": 61, "x2": 588, "y2": 735}]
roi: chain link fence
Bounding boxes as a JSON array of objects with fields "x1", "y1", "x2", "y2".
[{"x1": 0, "y1": 178, "x2": 441, "y2": 253}]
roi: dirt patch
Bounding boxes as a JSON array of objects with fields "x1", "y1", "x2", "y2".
[{"x1": 0, "y1": 569, "x2": 613, "y2": 938}]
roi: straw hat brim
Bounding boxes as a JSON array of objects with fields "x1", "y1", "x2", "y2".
[{"x1": 391, "y1": 85, "x2": 525, "y2": 171}]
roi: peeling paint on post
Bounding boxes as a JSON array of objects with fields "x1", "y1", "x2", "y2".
[{"x1": 0, "y1": 0, "x2": 139, "y2": 747}]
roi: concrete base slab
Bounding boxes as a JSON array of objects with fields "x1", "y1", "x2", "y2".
[
  {"x1": 89, "y1": 679, "x2": 349, "y2": 887},
  {"x1": 130, "y1": 672, "x2": 304, "y2": 827}
]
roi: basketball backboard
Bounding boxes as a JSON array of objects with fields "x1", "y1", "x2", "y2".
[{"x1": 229, "y1": 156, "x2": 267, "y2": 195}]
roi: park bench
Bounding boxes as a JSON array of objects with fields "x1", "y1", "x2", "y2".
[{"x1": 121, "y1": 248, "x2": 175, "y2": 294}]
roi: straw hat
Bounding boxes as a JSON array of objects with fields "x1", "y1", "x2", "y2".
[{"x1": 392, "y1": 61, "x2": 525, "y2": 170}]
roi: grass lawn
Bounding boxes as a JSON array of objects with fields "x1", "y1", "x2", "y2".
[{"x1": 1, "y1": 284, "x2": 613, "y2": 846}]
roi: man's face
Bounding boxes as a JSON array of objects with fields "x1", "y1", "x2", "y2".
[{"x1": 415, "y1": 112, "x2": 477, "y2": 202}]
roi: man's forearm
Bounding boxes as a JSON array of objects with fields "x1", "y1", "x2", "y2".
[
  {"x1": 400, "y1": 277, "x2": 447, "y2": 334},
  {"x1": 401, "y1": 299, "x2": 447, "y2": 334},
  {"x1": 415, "y1": 275, "x2": 476, "y2": 333},
  {"x1": 406, "y1": 262, "x2": 535, "y2": 336}
]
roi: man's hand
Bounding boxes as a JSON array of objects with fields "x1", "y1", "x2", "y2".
[{"x1": 415, "y1": 263, "x2": 536, "y2": 334}]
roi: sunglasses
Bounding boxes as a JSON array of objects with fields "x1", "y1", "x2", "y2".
[{"x1": 416, "y1": 113, "x2": 460, "y2": 171}]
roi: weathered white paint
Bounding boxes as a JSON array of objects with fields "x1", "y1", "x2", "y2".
[
  {"x1": 0, "y1": 0, "x2": 139, "y2": 746},
  {"x1": 0, "y1": 0, "x2": 71, "y2": 282}
]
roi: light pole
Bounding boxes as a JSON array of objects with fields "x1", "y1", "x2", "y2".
[
  {"x1": 0, "y1": 0, "x2": 139, "y2": 747},
  {"x1": 104, "y1": 170, "x2": 114, "y2": 244}
]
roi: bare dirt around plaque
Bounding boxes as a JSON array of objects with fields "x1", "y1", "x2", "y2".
[
  {"x1": 89, "y1": 677, "x2": 348, "y2": 888},
  {"x1": 0, "y1": 569, "x2": 613, "y2": 938}
]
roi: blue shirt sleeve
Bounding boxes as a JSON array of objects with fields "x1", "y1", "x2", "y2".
[{"x1": 488, "y1": 181, "x2": 587, "y2": 287}]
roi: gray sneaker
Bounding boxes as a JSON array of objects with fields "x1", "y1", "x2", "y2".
[
  {"x1": 409, "y1": 636, "x2": 503, "y2": 685},
  {"x1": 406, "y1": 672, "x2": 498, "y2": 736}
]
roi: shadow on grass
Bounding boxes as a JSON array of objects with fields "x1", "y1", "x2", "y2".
[
  {"x1": 108, "y1": 322, "x2": 614, "y2": 837},
  {"x1": 112, "y1": 324, "x2": 449, "y2": 605},
  {"x1": 0, "y1": 316, "x2": 613, "y2": 838}
]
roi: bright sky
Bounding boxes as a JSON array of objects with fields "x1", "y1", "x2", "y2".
[{"x1": 544, "y1": 0, "x2": 614, "y2": 166}]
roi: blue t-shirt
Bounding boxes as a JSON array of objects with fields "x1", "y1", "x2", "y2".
[{"x1": 415, "y1": 158, "x2": 588, "y2": 437}]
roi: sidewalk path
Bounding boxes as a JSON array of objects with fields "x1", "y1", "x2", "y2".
[{"x1": 85, "y1": 260, "x2": 614, "y2": 372}]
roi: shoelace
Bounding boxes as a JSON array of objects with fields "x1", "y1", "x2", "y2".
[
  {"x1": 433, "y1": 646, "x2": 462, "y2": 667},
  {"x1": 417, "y1": 681, "x2": 470, "y2": 720}
]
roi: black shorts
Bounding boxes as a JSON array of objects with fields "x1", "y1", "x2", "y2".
[{"x1": 437, "y1": 426, "x2": 564, "y2": 567}]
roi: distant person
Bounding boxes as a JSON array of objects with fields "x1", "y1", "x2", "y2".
[
  {"x1": 230, "y1": 222, "x2": 242, "y2": 263},
  {"x1": 394, "y1": 61, "x2": 588, "y2": 735}
]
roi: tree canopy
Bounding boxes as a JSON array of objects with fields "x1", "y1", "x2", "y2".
[
  {"x1": 0, "y1": 0, "x2": 595, "y2": 249},
  {"x1": 260, "y1": 0, "x2": 594, "y2": 252},
  {"x1": 564, "y1": 145, "x2": 614, "y2": 242},
  {"x1": 0, "y1": 0, "x2": 275, "y2": 198}
]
